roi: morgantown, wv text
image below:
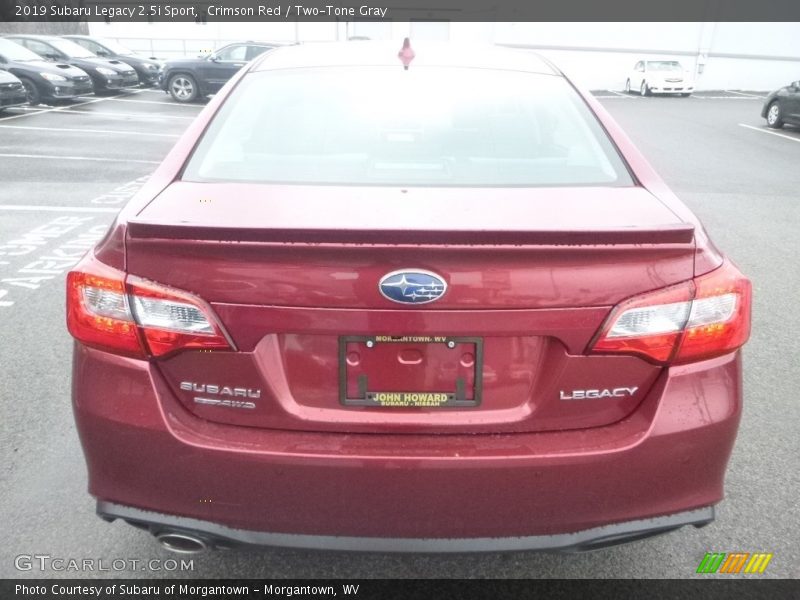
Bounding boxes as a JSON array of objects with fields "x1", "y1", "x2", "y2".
[{"x1": 15, "y1": 583, "x2": 360, "y2": 597}]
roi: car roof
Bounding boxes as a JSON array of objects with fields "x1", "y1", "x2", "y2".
[{"x1": 250, "y1": 42, "x2": 562, "y2": 76}]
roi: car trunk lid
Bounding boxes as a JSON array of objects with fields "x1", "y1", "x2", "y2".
[{"x1": 127, "y1": 182, "x2": 693, "y2": 433}]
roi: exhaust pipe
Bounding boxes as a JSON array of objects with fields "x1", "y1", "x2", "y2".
[{"x1": 155, "y1": 531, "x2": 209, "y2": 554}]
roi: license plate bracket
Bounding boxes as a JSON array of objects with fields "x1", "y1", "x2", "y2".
[{"x1": 338, "y1": 335, "x2": 483, "y2": 408}]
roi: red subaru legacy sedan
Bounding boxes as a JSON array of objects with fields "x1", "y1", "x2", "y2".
[{"x1": 67, "y1": 42, "x2": 751, "y2": 553}]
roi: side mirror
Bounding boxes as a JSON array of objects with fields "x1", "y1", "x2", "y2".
[
  {"x1": 97, "y1": 50, "x2": 110, "y2": 57},
  {"x1": 0, "y1": 55, "x2": 7, "y2": 64},
  {"x1": 45, "y1": 53, "x2": 60, "y2": 61},
  {"x1": 208, "y1": 55, "x2": 219, "y2": 62},
  {"x1": 793, "y1": 81, "x2": 800, "y2": 90}
]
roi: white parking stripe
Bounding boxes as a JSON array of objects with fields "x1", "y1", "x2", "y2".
[
  {"x1": 0, "y1": 96, "x2": 107, "y2": 122},
  {"x1": 46, "y1": 109, "x2": 196, "y2": 120},
  {"x1": 727, "y1": 90, "x2": 768, "y2": 98},
  {"x1": 739, "y1": 123, "x2": 800, "y2": 143},
  {"x1": 105, "y1": 98, "x2": 202, "y2": 108},
  {"x1": 0, "y1": 205, "x2": 119, "y2": 213},
  {"x1": 0, "y1": 153, "x2": 160, "y2": 164},
  {"x1": 0, "y1": 124, "x2": 180, "y2": 138},
  {"x1": 0, "y1": 90, "x2": 146, "y2": 122}
]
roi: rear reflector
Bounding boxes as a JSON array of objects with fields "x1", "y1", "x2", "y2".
[
  {"x1": 590, "y1": 260, "x2": 751, "y2": 365},
  {"x1": 67, "y1": 255, "x2": 233, "y2": 358}
]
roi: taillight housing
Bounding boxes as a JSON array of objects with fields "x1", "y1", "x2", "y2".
[
  {"x1": 590, "y1": 260, "x2": 751, "y2": 365},
  {"x1": 67, "y1": 255, "x2": 233, "y2": 359}
]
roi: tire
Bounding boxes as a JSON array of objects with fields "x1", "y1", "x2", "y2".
[
  {"x1": 167, "y1": 73, "x2": 199, "y2": 103},
  {"x1": 640, "y1": 80, "x2": 650, "y2": 97},
  {"x1": 19, "y1": 77, "x2": 41, "y2": 106},
  {"x1": 680, "y1": 93, "x2": 692, "y2": 98},
  {"x1": 625, "y1": 79, "x2": 631, "y2": 94},
  {"x1": 766, "y1": 101, "x2": 784, "y2": 129}
]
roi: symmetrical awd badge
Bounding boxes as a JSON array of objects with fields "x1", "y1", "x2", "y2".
[{"x1": 379, "y1": 270, "x2": 447, "y2": 305}]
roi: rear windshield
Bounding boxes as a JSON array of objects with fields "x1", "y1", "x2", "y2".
[{"x1": 183, "y1": 67, "x2": 633, "y2": 187}]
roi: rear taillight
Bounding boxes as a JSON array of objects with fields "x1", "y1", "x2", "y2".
[
  {"x1": 67, "y1": 260, "x2": 142, "y2": 358},
  {"x1": 127, "y1": 275, "x2": 232, "y2": 357},
  {"x1": 590, "y1": 261, "x2": 751, "y2": 365},
  {"x1": 67, "y1": 256, "x2": 232, "y2": 358}
]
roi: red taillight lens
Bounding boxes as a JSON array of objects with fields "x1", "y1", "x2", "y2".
[
  {"x1": 675, "y1": 262, "x2": 751, "y2": 364},
  {"x1": 67, "y1": 260, "x2": 143, "y2": 358},
  {"x1": 590, "y1": 261, "x2": 751, "y2": 365},
  {"x1": 67, "y1": 256, "x2": 233, "y2": 358}
]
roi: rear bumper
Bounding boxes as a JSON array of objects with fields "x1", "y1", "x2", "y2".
[
  {"x1": 73, "y1": 345, "x2": 742, "y2": 548},
  {"x1": 650, "y1": 87, "x2": 694, "y2": 94},
  {"x1": 98, "y1": 501, "x2": 714, "y2": 553}
]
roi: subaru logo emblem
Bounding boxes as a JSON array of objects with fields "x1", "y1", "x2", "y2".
[{"x1": 379, "y1": 270, "x2": 447, "y2": 305}]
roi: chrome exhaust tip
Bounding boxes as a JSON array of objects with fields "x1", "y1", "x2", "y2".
[{"x1": 155, "y1": 531, "x2": 209, "y2": 554}]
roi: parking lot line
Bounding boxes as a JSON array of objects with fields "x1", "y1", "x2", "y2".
[
  {"x1": 0, "y1": 205, "x2": 119, "y2": 213},
  {"x1": 0, "y1": 97, "x2": 103, "y2": 122},
  {"x1": 739, "y1": 123, "x2": 800, "y2": 144},
  {"x1": 727, "y1": 90, "x2": 767, "y2": 99},
  {"x1": 0, "y1": 91, "x2": 146, "y2": 122},
  {"x1": 0, "y1": 124, "x2": 180, "y2": 138},
  {"x1": 104, "y1": 98, "x2": 203, "y2": 108},
  {"x1": 49, "y1": 109, "x2": 197, "y2": 120},
  {"x1": 0, "y1": 153, "x2": 160, "y2": 164}
]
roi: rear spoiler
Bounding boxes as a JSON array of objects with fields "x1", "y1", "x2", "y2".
[{"x1": 126, "y1": 222, "x2": 695, "y2": 246}]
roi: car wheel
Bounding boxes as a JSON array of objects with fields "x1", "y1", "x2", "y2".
[
  {"x1": 680, "y1": 93, "x2": 692, "y2": 98},
  {"x1": 766, "y1": 101, "x2": 784, "y2": 129},
  {"x1": 625, "y1": 79, "x2": 631, "y2": 94},
  {"x1": 640, "y1": 81, "x2": 650, "y2": 97},
  {"x1": 168, "y1": 74, "x2": 199, "y2": 103},
  {"x1": 19, "y1": 77, "x2": 41, "y2": 106}
]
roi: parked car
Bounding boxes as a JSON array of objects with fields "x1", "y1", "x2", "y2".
[
  {"x1": 5, "y1": 35, "x2": 139, "y2": 93},
  {"x1": 0, "y1": 69, "x2": 26, "y2": 112},
  {"x1": 626, "y1": 60, "x2": 694, "y2": 96},
  {"x1": 0, "y1": 37, "x2": 94, "y2": 105},
  {"x1": 158, "y1": 41, "x2": 283, "y2": 102},
  {"x1": 63, "y1": 35, "x2": 163, "y2": 87},
  {"x1": 762, "y1": 79, "x2": 800, "y2": 128},
  {"x1": 67, "y1": 42, "x2": 751, "y2": 554}
]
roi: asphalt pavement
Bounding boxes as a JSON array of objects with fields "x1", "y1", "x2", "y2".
[{"x1": 0, "y1": 88, "x2": 798, "y2": 579}]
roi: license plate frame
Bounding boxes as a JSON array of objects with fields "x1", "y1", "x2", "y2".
[{"x1": 338, "y1": 335, "x2": 483, "y2": 408}]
